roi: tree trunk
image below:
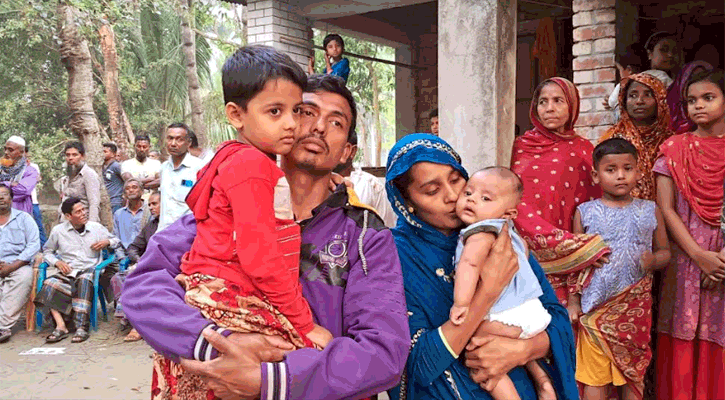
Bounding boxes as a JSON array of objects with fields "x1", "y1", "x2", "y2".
[
  {"x1": 179, "y1": 0, "x2": 207, "y2": 147},
  {"x1": 58, "y1": 2, "x2": 113, "y2": 229},
  {"x1": 99, "y1": 22, "x2": 134, "y2": 160}
]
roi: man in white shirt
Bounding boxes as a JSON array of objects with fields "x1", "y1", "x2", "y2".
[
  {"x1": 121, "y1": 135, "x2": 162, "y2": 198},
  {"x1": 333, "y1": 135, "x2": 396, "y2": 228},
  {"x1": 187, "y1": 131, "x2": 214, "y2": 165},
  {"x1": 158, "y1": 123, "x2": 204, "y2": 230}
]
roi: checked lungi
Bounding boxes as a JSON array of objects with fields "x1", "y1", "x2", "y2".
[{"x1": 34, "y1": 267, "x2": 95, "y2": 330}]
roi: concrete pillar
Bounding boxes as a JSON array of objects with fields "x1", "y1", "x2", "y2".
[
  {"x1": 246, "y1": 0, "x2": 313, "y2": 69},
  {"x1": 396, "y1": 45, "x2": 417, "y2": 141},
  {"x1": 438, "y1": 0, "x2": 517, "y2": 172},
  {"x1": 571, "y1": 0, "x2": 617, "y2": 142}
]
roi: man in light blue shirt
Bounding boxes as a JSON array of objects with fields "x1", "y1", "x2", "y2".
[
  {"x1": 0, "y1": 184, "x2": 40, "y2": 343},
  {"x1": 159, "y1": 123, "x2": 203, "y2": 230},
  {"x1": 113, "y1": 178, "x2": 149, "y2": 253}
]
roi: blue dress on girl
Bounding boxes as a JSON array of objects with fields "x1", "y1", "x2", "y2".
[
  {"x1": 321, "y1": 58, "x2": 350, "y2": 83},
  {"x1": 385, "y1": 133, "x2": 578, "y2": 400}
]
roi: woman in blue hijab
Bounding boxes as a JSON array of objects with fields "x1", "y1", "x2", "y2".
[{"x1": 386, "y1": 134, "x2": 578, "y2": 400}]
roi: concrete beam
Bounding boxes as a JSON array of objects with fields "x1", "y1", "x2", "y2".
[
  {"x1": 291, "y1": 0, "x2": 433, "y2": 19},
  {"x1": 438, "y1": 0, "x2": 517, "y2": 171}
]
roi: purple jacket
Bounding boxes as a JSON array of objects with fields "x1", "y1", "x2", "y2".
[
  {"x1": 123, "y1": 185, "x2": 410, "y2": 400},
  {"x1": 1, "y1": 164, "x2": 38, "y2": 214}
]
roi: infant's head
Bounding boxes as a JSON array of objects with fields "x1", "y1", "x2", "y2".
[{"x1": 455, "y1": 167, "x2": 522, "y2": 226}]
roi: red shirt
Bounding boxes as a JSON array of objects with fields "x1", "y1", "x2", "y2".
[{"x1": 181, "y1": 143, "x2": 313, "y2": 336}]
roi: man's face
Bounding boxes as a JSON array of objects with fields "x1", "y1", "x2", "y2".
[
  {"x1": 288, "y1": 91, "x2": 353, "y2": 174},
  {"x1": 65, "y1": 202, "x2": 88, "y2": 226},
  {"x1": 135, "y1": 140, "x2": 150, "y2": 161},
  {"x1": 166, "y1": 128, "x2": 190, "y2": 158},
  {"x1": 148, "y1": 194, "x2": 161, "y2": 217},
  {"x1": 102, "y1": 147, "x2": 116, "y2": 162},
  {"x1": 124, "y1": 180, "x2": 143, "y2": 201},
  {"x1": 64, "y1": 148, "x2": 84, "y2": 167},
  {"x1": 0, "y1": 187, "x2": 12, "y2": 212},
  {"x1": 3, "y1": 142, "x2": 23, "y2": 165},
  {"x1": 430, "y1": 116, "x2": 439, "y2": 135}
]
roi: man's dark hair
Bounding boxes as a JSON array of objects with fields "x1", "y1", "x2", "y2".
[
  {"x1": 103, "y1": 142, "x2": 118, "y2": 154},
  {"x1": 685, "y1": 69, "x2": 725, "y2": 100},
  {"x1": 593, "y1": 138, "x2": 639, "y2": 168},
  {"x1": 134, "y1": 135, "x2": 151, "y2": 144},
  {"x1": 306, "y1": 74, "x2": 357, "y2": 144},
  {"x1": 222, "y1": 45, "x2": 307, "y2": 109},
  {"x1": 64, "y1": 141, "x2": 85, "y2": 156},
  {"x1": 429, "y1": 108, "x2": 438, "y2": 119},
  {"x1": 61, "y1": 197, "x2": 83, "y2": 215},
  {"x1": 0, "y1": 183, "x2": 13, "y2": 200},
  {"x1": 323, "y1": 34, "x2": 345, "y2": 51}
]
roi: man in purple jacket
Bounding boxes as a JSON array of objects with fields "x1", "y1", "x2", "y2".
[
  {"x1": 123, "y1": 74, "x2": 410, "y2": 400},
  {"x1": 1, "y1": 136, "x2": 38, "y2": 214}
]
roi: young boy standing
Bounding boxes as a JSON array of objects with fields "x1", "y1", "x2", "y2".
[{"x1": 571, "y1": 138, "x2": 671, "y2": 400}]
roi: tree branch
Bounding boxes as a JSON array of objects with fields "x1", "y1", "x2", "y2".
[{"x1": 192, "y1": 28, "x2": 242, "y2": 48}]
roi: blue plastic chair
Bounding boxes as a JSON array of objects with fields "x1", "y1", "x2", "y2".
[{"x1": 35, "y1": 254, "x2": 116, "y2": 332}]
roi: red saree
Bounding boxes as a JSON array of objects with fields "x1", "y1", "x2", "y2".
[
  {"x1": 511, "y1": 77, "x2": 610, "y2": 305},
  {"x1": 578, "y1": 275, "x2": 654, "y2": 399}
]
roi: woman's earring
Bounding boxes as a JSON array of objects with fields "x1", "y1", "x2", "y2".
[{"x1": 407, "y1": 206, "x2": 415, "y2": 214}]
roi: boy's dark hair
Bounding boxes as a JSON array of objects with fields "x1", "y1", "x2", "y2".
[
  {"x1": 644, "y1": 31, "x2": 676, "y2": 52},
  {"x1": 64, "y1": 141, "x2": 85, "y2": 156},
  {"x1": 222, "y1": 45, "x2": 307, "y2": 109},
  {"x1": 685, "y1": 69, "x2": 725, "y2": 99},
  {"x1": 166, "y1": 122, "x2": 194, "y2": 143},
  {"x1": 134, "y1": 135, "x2": 151, "y2": 144},
  {"x1": 103, "y1": 142, "x2": 118, "y2": 154},
  {"x1": 616, "y1": 44, "x2": 644, "y2": 73},
  {"x1": 61, "y1": 197, "x2": 82, "y2": 215},
  {"x1": 307, "y1": 74, "x2": 357, "y2": 145},
  {"x1": 323, "y1": 34, "x2": 344, "y2": 51},
  {"x1": 0, "y1": 183, "x2": 13, "y2": 200},
  {"x1": 593, "y1": 138, "x2": 639, "y2": 168},
  {"x1": 429, "y1": 108, "x2": 438, "y2": 119}
]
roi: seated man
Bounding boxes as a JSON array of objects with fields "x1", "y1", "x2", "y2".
[
  {"x1": 111, "y1": 190, "x2": 160, "y2": 342},
  {"x1": 113, "y1": 179, "x2": 150, "y2": 255},
  {"x1": 35, "y1": 197, "x2": 119, "y2": 344},
  {"x1": 0, "y1": 184, "x2": 40, "y2": 343}
]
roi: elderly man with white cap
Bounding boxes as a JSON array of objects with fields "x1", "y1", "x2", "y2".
[{"x1": 1, "y1": 136, "x2": 38, "y2": 214}]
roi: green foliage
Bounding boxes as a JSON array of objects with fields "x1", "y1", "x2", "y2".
[{"x1": 0, "y1": 0, "x2": 244, "y2": 195}]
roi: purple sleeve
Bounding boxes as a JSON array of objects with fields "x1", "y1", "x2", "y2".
[
  {"x1": 9, "y1": 167, "x2": 39, "y2": 200},
  {"x1": 122, "y1": 214, "x2": 230, "y2": 363},
  {"x1": 261, "y1": 227, "x2": 410, "y2": 400},
  {"x1": 652, "y1": 156, "x2": 671, "y2": 177}
]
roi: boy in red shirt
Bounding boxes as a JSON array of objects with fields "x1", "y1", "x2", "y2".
[{"x1": 177, "y1": 46, "x2": 331, "y2": 353}]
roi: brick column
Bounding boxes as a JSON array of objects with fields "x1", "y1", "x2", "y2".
[
  {"x1": 571, "y1": 0, "x2": 616, "y2": 142},
  {"x1": 246, "y1": 0, "x2": 313, "y2": 69}
]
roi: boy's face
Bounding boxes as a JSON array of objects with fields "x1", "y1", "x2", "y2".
[
  {"x1": 325, "y1": 40, "x2": 343, "y2": 59},
  {"x1": 226, "y1": 78, "x2": 303, "y2": 157},
  {"x1": 455, "y1": 171, "x2": 519, "y2": 226},
  {"x1": 592, "y1": 153, "x2": 641, "y2": 198},
  {"x1": 430, "y1": 116, "x2": 439, "y2": 135}
]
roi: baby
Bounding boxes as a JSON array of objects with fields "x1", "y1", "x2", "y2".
[{"x1": 452, "y1": 167, "x2": 555, "y2": 400}]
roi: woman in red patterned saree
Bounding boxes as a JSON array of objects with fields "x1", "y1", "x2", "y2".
[{"x1": 511, "y1": 77, "x2": 610, "y2": 322}]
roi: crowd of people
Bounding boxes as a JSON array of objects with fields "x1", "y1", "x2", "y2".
[{"x1": 0, "y1": 28, "x2": 723, "y2": 400}]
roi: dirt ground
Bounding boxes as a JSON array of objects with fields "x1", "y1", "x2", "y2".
[{"x1": 1, "y1": 316, "x2": 152, "y2": 400}]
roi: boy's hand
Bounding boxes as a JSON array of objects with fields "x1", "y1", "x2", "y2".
[
  {"x1": 693, "y1": 249, "x2": 725, "y2": 280},
  {"x1": 717, "y1": 247, "x2": 725, "y2": 263},
  {"x1": 306, "y1": 324, "x2": 333, "y2": 350},
  {"x1": 566, "y1": 294, "x2": 582, "y2": 323},
  {"x1": 640, "y1": 251, "x2": 655, "y2": 273},
  {"x1": 701, "y1": 273, "x2": 721, "y2": 290}
]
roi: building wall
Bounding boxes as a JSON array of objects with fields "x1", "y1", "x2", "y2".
[
  {"x1": 414, "y1": 32, "x2": 438, "y2": 132},
  {"x1": 247, "y1": 0, "x2": 313, "y2": 69}
]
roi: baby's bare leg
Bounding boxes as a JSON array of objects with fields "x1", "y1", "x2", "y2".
[
  {"x1": 526, "y1": 360, "x2": 557, "y2": 400},
  {"x1": 474, "y1": 319, "x2": 523, "y2": 339},
  {"x1": 488, "y1": 375, "x2": 521, "y2": 400}
]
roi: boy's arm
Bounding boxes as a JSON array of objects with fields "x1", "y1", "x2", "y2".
[
  {"x1": 262, "y1": 227, "x2": 410, "y2": 400},
  {"x1": 642, "y1": 204, "x2": 672, "y2": 272}
]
